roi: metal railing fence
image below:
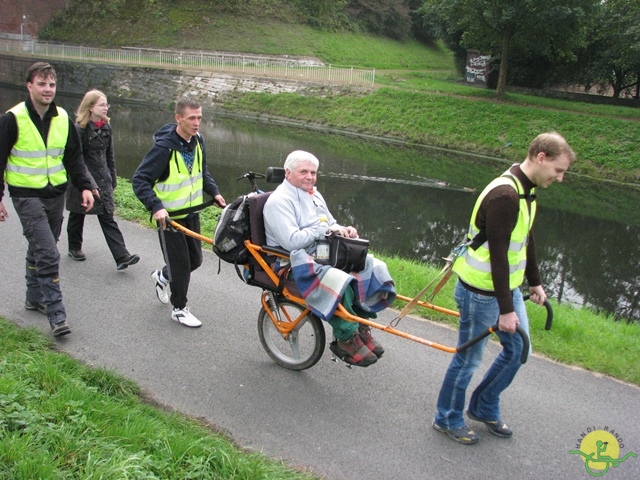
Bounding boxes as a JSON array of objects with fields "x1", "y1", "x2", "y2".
[{"x1": 0, "y1": 39, "x2": 375, "y2": 86}]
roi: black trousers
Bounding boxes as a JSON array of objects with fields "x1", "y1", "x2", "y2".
[
  {"x1": 158, "y1": 214, "x2": 203, "y2": 309},
  {"x1": 67, "y1": 211, "x2": 129, "y2": 263}
]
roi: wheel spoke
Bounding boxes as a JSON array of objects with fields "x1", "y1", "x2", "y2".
[
  {"x1": 289, "y1": 331, "x2": 300, "y2": 358},
  {"x1": 258, "y1": 300, "x2": 325, "y2": 370}
]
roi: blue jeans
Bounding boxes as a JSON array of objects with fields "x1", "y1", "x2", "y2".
[{"x1": 434, "y1": 280, "x2": 530, "y2": 430}]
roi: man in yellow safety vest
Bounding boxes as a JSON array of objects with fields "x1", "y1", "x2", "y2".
[
  {"x1": 133, "y1": 96, "x2": 226, "y2": 328},
  {"x1": 432, "y1": 132, "x2": 576, "y2": 445},
  {"x1": 0, "y1": 62, "x2": 96, "y2": 337}
]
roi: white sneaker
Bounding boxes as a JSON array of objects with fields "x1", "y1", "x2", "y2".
[
  {"x1": 171, "y1": 306, "x2": 202, "y2": 328},
  {"x1": 151, "y1": 270, "x2": 170, "y2": 305}
]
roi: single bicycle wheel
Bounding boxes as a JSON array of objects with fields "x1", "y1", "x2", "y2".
[{"x1": 258, "y1": 298, "x2": 325, "y2": 370}]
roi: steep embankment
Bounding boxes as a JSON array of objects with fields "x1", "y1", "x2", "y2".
[{"x1": 36, "y1": 3, "x2": 640, "y2": 185}]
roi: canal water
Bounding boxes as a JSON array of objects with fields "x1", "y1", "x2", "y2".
[{"x1": 1, "y1": 86, "x2": 639, "y2": 321}]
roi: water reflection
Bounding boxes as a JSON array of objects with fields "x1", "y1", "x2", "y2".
[{"x1": 1, "y1": 87, "x2": 638, "y2": 321}]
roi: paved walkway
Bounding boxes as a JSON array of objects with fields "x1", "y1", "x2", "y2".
[{"x1": 0, "y1": 200, "x2": 638, "y2": 480}]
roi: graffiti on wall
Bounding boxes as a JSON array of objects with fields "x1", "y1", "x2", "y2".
[{"x1": 465, "y1": 52, "x2": 491, "y2": 86}]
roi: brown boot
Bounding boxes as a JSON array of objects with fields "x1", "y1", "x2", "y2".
[
  {"x1": 358, "y1": 324, "x2": 384, "y2": 358},
  {"x1": 330, "y1": 333, "x2": 378, "y2": 367}
]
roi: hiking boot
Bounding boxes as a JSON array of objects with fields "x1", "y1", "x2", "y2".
[
  {"x1": 358, "y1": 324, "x2": 384, "y2": 358},
  {"x1": 466, "y1": 409, "x2": 513, "y2": 438},
  {"x1": 116, "y1": 254, "x2": 140, "y2": 271},
  {"x1": 25, "y1": 300, "x2": 47, "y2": 315},
  {"x1": 151, "y1": 270, "x2": 170, "y2": 304},
  {"x1": 171, "y1": 307, "x2": 202, "y2": 328},
  {"x1": 432, "y1": 419, "x2": 479, "y2": 445},
  {"x1": 329, "y1": 332, "x2": 378, "y2": 367},
  {"x1": 68, "y1": 249, "x2": 86, "y2": 261},
  {"x1": 50, "y1": 320, "x2": 71, "y2": 337}
]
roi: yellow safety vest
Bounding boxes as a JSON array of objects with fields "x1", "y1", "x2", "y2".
[
  {"x1": 5, "y1": 103, "x2": 69, "y2": 188},
  {"x1": 153, "y1": 139, "x2": 204, "y2": 220},
  {"x1": 453, "y1": 172, "x2": 537, "y2": 291}
]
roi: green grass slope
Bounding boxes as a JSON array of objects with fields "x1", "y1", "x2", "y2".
[{"x1": 40, "y1": 0, "x2": 640, "y2": 184}]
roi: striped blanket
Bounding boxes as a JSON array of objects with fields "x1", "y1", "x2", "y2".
[{"x1": 290, "y1": 249, "x2": 396, "y2": 321}]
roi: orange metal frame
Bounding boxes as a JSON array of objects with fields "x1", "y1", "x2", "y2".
[
  {"x1": 171, "y1": 219, "x2": 461, "y2": 352},
  {"x1": 169, "y1": 219, "x2": 533, "y2": 360},
  {"x1": 246, "y1": 232, "x2": 462, "y2": 354}
]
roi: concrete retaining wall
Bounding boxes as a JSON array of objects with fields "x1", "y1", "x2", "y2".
[{"x1": 0, "y1": 54, "x2": 339, "y2": 108}]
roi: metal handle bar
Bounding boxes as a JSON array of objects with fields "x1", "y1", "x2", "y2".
[
  {"x1": 523, "y1": 294, "x2": 553, "y2": 330},
  {"x1": 457, "y1": 324, "x2": 530, "y2": 364},
  {"x1": 237, "y1": 171, "x2": 267, "y2": 193},
  {"x1": 236, "y1": 171, "x2": 266, "y2": 182}
]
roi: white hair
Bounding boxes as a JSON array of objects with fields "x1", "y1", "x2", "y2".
[{"x1": 284, "y1": 150, "x2": 319, "y2": 171}]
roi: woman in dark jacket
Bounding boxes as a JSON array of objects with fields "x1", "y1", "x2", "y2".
[{"x1": 66, "y1": 89, "x2": 139, "y2": 270}]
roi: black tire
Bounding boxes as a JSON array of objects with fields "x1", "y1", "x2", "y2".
[{"x1": 257, "y1": 298, "x2": 325, "y2": 370}]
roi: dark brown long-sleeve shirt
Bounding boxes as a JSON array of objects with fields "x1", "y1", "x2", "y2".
[{"x1": 461, "y1": 164, "x2": 541, "y2": 314}]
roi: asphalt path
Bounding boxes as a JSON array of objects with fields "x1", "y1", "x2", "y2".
[{"x1": 1, "y1": 198, "x2": 638, "y2": 480}]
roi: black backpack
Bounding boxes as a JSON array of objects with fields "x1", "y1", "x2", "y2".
[{"x1": 212, "y1": 194, "x2": 251, "y2": 265}]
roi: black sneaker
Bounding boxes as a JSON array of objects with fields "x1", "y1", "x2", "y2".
[
  {"x1": 116, "y1": 254, "x2": 140, "y2": 270},
  {"x1": 68, "y1": 249, "x2": 86, "y2": 261},
  {"x1": 466, "y1": 409, "x2": 513, "y2": 437},
  {"x1": 25, "y1": 300, "x2": 47, "y2": 315},
  {"x1": 432, "y1": 419, "x2": 479, "y2": 445},
  {"x1": 51, "y1": 320, "x2": 71, "y2": 337}
]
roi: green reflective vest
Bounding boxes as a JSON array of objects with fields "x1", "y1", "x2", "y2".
[
  {"x1": 5, "y1": 103, "x2": 69, "y2": 188},
  {"x1": 153, "y1": 139, "x2": 204, "y2": 220},
  {"x1": 453, "y1": 172, "x2": 537, "y2": 291}
]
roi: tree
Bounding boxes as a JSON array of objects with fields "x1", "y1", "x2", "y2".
[
  {"x1": 420, "y1": 0, "x2": 592, "y2": 96},
  {"x1": 418, "y1": 2, "x2": 468, "y2": 72},
  {"x1": 582, "y1": 0, "x2": 640, "y2": 98},
  {"x1": 407, "y1": 0, "x2": 437, "y2": 45},
  {"x1": 345, "y1": 0, "x2": 412, "y2": 40},
  {"x1": 297, "y1": 0, "x2": 349, "y2": 29}
]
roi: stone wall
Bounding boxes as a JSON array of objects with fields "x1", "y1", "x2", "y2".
[{"x1": 0, "y1": 54, "x2": 339, "y2": 109}]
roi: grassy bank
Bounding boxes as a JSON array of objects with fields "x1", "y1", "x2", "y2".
[
  {"x1": 40, "y1": 3, "x2": 640, "y2": 185},
  {"x1": 220, "y1": 86, "x2": 640, "y2": 185},
  {"x1": 0, "y1": 319, "x2": 317, "y2": 479},
  {"x1": 43, "y1": 8, "x2": 453, "y2": 71}
]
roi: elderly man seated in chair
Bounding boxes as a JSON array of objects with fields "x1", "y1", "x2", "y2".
[{"x1": 264, "y1": 150, "x2": 396, "y2": 367}]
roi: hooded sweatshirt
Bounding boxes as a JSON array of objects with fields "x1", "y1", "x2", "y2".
[{"x1": 132, "y1": 123, "x2": 221, "y2": 216}]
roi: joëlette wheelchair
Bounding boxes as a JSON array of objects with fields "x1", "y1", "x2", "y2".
[{"x1": 170, "y1": 168, "x2": 552, "y2": 371}]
